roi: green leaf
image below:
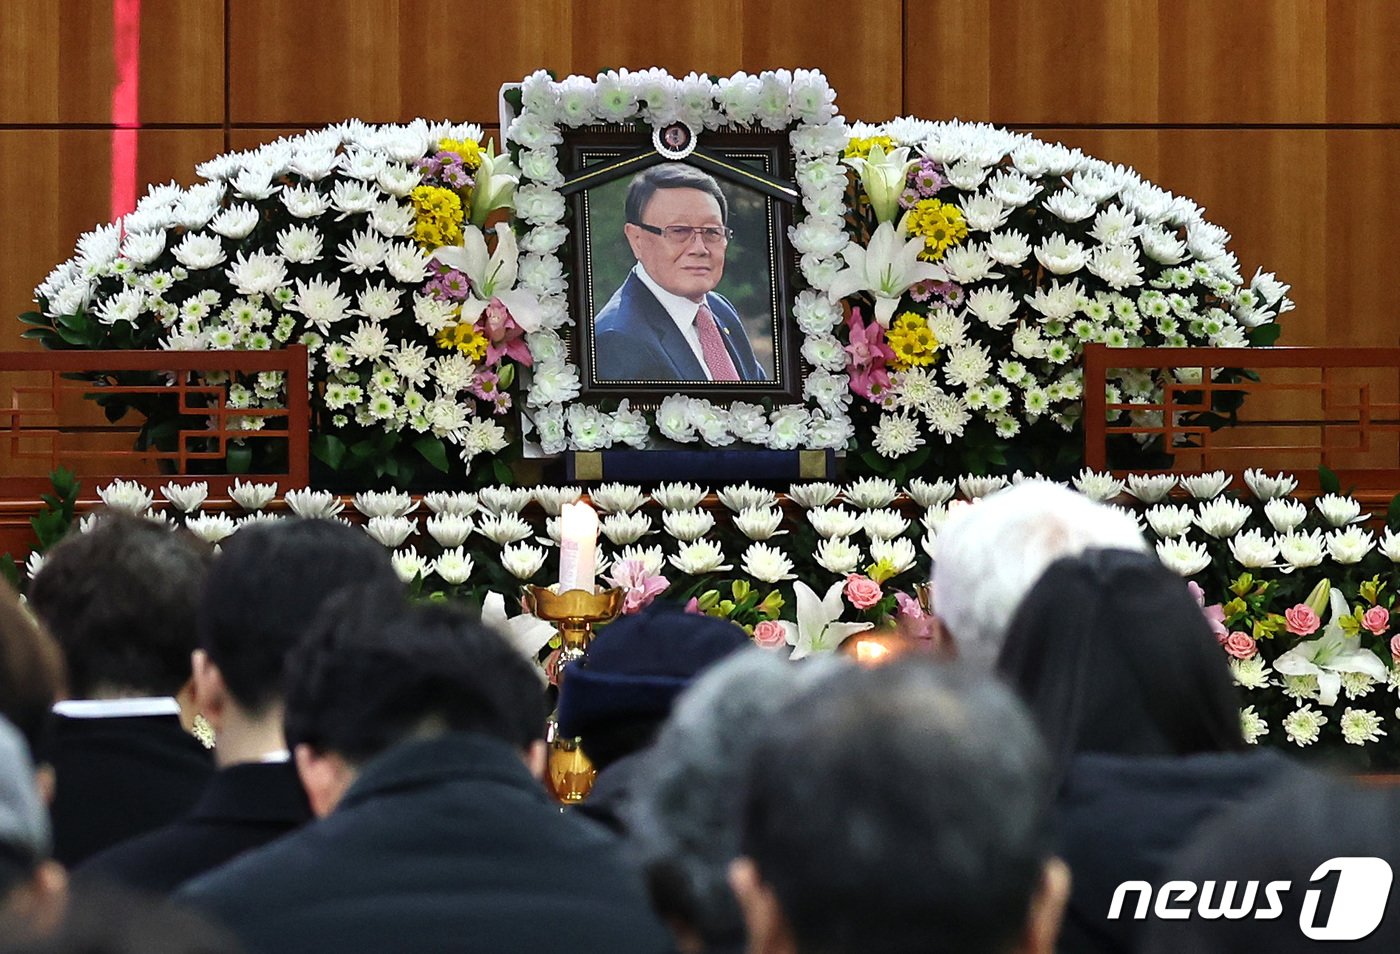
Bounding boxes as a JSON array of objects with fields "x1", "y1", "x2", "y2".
[
  {"x1": 19, "y1": 328, "x2": 58, "y2": 344},
  {"x1": 51, "y1": 468, "x2": 78, "y2": 499},
  {"x1": 1318, "y1": 465, "x2": 1341, "y2": 496},
  {"x1": 310, "y1": 434, "x2": 347, "y2": 470},
  {"x1": 0, "y1": 554, "x2": 19, "y2": 592},
  {"x1": 413, "y1": 436, "x2": 450, "y2": 473},
  {"x1": 1249, "y1": 323, "x2": 1283, "y2": 347},
  {"x1": 492, "y1": 458, "x2": 513, "y2": 486},
  {"x1": 226, "y1": 443, "x2": 253, "y2": 474},
  {"x1": 1388, "y1": 492, "x2": 1400, "y2": 531},
  {"x1": 17, "y1": 311, "x2": 47, "y2": 326}
]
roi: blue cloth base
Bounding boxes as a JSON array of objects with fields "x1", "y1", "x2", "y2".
[{"x1": 565, "y1": 449, "x2": 835, "y2": 483}]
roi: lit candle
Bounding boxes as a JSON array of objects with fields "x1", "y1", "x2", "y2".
[{"x1": 558, "y1": 501, "x2": 598, "y2": 593}]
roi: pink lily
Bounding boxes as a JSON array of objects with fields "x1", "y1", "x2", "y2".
[
  {"x1": 844, "y1": 307, "x2": 895, "y2": 400},
  {"x1": 604, "y1": 559, "x2": 670, "y2": 615}
]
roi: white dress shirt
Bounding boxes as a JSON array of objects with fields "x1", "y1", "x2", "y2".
[{"x1": 632, "y1": 264, "x2": 714, "y2": 381}]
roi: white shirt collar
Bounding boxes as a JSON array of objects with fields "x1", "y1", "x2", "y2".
[
  {"x1": 53, "y1": 697, "x2": 181, "y2": 719},
  {"x1": 632, "y1": 264, "x2": 712, "y2": 380}
]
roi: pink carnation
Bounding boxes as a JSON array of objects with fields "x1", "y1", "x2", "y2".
[
  {"x1": 1222, "y1": 632, "x2": 1258, "y2": 660},
  {"x1": 843, "y1": 308, "x2": 894, "y2": 400},
  {"x1": 1284, "y1": 604, "x2": 1320, "y2": 636},
  {"x1": 752, "y1": 620, "x2": 787, "y2": 650},
  {"x1": 1363, "y1": 605, "x2": 1390, "y2": 637},
  {"x1": 844, "y1": 574, "x2": 883, "y2": 610}
]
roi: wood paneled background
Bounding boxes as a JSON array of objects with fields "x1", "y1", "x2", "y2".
[{"x1": 3, "y1": 0, "x2": 1398, "y2": 357}]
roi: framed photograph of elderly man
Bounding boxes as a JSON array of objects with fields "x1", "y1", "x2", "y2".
[{"x1": 566, "y1": 132, "x2": 802, "y2": 402}]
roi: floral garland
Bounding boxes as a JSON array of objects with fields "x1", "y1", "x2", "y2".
[{"x1": 505, "y1": 68, "x2": 856, "y2": 453}]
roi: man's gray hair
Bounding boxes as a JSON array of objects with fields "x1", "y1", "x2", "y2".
[
  {"x1": 625, "y1": 649, "x2": 844, "y2": 950},
  {"x1": 932, "y1": 480, "x2": 1148, "y2": 665}
]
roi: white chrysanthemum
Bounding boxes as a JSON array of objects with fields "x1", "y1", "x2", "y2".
[
  {"x1": 1042, "y1": 188, "x2": 1097, "y2": 222},
  {"x1": 869, "y1": 537, "x2": 917, "y2": 577},
  {"x1": 1180, "y1": 471, "x2": 1231, "y2": 499},
  {"x1": 872, "y1": 412, "x2": 923, "y2": 458},
  {"x1": 964, "y1": 286, "x2": 1018, "y2": 330},
  {"x1": 1341, "y1": 671, "x2": 1378, "y2": 701},
  {"x1": 958, "y1": 194, "x2": 1013, "y2": 232},
  {"x1": 283, "y1": 488, "x2": 344, "y2": 519},
  {"x1": 1316, "y1": 493, "x2": 1363, "y2": 528},
  {"x1": 1277, "y1": 529, "x2": 1326, "y2": 570},
  {"x1": 958, "y1": 475, "x2": 1009, "y2": 499},
  {"x1": 171, "y1": 233, "x2": 227, "y2": 270},
  {"x1": 939, "y1": 244, "x2": 1002, "y2": 284},
  {"x1": 209, "y1": 205, "x2": 259, "y2": 240},
  {"x1": 1281, "y1": 673, "x2": 1320, "y2": 701},
  {"x1": 391, "y1": 546, "x2": 430, "y2": 584},
  {"x1": 121, "y1": 230, "x2": 167, "y2": 265},
  {"x1": 532, "y1": 486, "x2": 582, "y2": 517},
  {"x1": 1155, "y1": 538, "x2": 1211, "y2": 576},
  {"x1": 841, "y1": 477, "x2": 895, "y2": 510},
  {"x1": 337, "y1": 229, "x2": 387, "y2": 274},
  {"x1": 1264, "y1": 498, "x2": 1309, "y2": 533},
  {"x1": 364, "y1": 515, "x2": 416, "y2": 548},
  {"x1": 292, "y1": 277, "x2": 353, "y2": 332},
  {"x1": 669, "y1": 540, "x2": 731, "y2": 575},
  {"x1": 1070, "y1": 469, "x2": 1124, "y2": 503},
  {"x1": 432, "y1": 547, "x2": 475, "y2": 586},
  {"x1": 734, "y1": 507, "x2": 785, "y2": 541},
  {"x1": 1381, "y1": 529, "x2": 1400, "y2": 563},
  {"x1": 591, "y1": 483, "x2": 647, "y2": 514},
  {"x1": 645, "y1": 482, "x2": 704, "y2": 511},
  {"x1": 184, "y1": 513, "x2": 237, "y2": 544},
  {"x1": 861, "y1": 509, "x2": 910, "y2": 541},
  {"x1": 1229, "y1": 529, "x2": 1279, "y2": 569},
  {"x1": 1193, "y1": 498, "x2": 1251, "y2": 539},
  {"x1": 925, "y1": 390, "x2": 972, "y2": 442},
  {"x1": 425, "y1": 512, "x2": 474, "y2": 547},
  {"x1": 229, "y1": 479, "x2": 277, "y2": 511},
  {"x1": 1283, "y1": 705, "x2": 1327, "y2": 746},
  {"x1": 422, "y1": 491, "x2": 477, "y2": 516},
  {"x1": 906, "y1": 477, "x2": 955, "y2": 509},
  {"x1": 1239, "y1": 706, "x2": 1268, "y2": 745},
  {"x1": 1034, "y1": 234, "x2": 1088, "y2": 275},
  {"x1": 1243, "y1": 468, "x2": 1297, "y2": 501},
  {"x1": 814, "y1": 536, "x2": 863, "y2": 574},
  {"x1": 601, "y1": 511, "x2": 651, "y2": 546},
  {"x1": 660, "y1": 509, "x2": 714, "y2": 542},
  {"x1": 1229, "y1": 656, "x2": 1273, "y2": 690},
  {"x1": 160, "y1": 481, "x2": 208, "y2": 514},
  {"x1": 501, "y1": 543, "x2": 548, "y2": 581},
  {"x1": 282, "y1": 184, "x2": 331, "y2": 218},
  {"x1": 97, "y1": 479, "x2": 155, "y2": 515},
  {"x1": 808, "y1": 505, "x2": 862, "y2": 539},
  {"x1": 717, "y1": 483, "x2": 777, "y2": 513},
  {"x1": 925, "y1": 306, "x2": 968, "y2": 347},
  {"x1": 477, "y1": 513, "x2": 533, "y2": 545},
  {"x1": 1340, "y1": 707, "x2": 1385, "y2": 745},
  {"x1": 477, "y1": 487, "x2": 533, "y2": 516},
  {"x1": 741, "y1": 542, "x2": 796, "y2": 583},
  {"x1": 1026, "y1": 278, "x2": 1083, "y2": 322},
  {"x1": 786, "y1": 482, "x2": 841, "y2": 509},
  {"x1": 1327, "y1": 527, "x2": 1374, "y2": 565},
  {"x1": 236, "y1": 512, "x2": 285, "y2": 531}
]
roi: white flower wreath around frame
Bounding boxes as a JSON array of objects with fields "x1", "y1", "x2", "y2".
[{"x1": 505, "y1": 68, "x2": 855, "y2": 454}]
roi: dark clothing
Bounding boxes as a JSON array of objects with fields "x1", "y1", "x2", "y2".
[
  {"x1": 575, "y1": 749, "x2": 652, "y2": 836},
  {"x1": 179, "y1": 733, "x2": 674, "y2": 954},
  {"x1": 78, "y1": 760, "x2": 312, "y2": 894},
  {"x1": 49, "y1": 713, "x2": 214, "y2": 866},
  {"x1": 1055, "y1": 749, "x2": 1294, "y2": 954},
  {"x1": 593, "y1": 272, "x2": 765, "y2": 382}
]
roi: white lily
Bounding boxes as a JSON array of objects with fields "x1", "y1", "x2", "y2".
[
  {"x1": 778, "y1": 580, "x2": 873, "y2": 661},
  {"x1": 468, "y1": 142, "x2": 520, "y2": 227},
  {"x1": 843, "y1": 143, "x2": 919, "y2": 225},
  {"x1": 431, "y1": 223, "x2": 541, "y2": 332},
  {"x1": 1273, "y1": 587, "x2": 1389, "y2": 706},
  {"x1": 827, "y1": 221, "x2": 945, "y2": 327},
  {"x1": 481, "y1": 591, "x2": 556, "y2": 662}
]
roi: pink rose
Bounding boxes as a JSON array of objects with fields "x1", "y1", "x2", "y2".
[
  {"x1": 1223, "y1": 632, "x2": 1258, "y2": 660},
  {"x1": 1363, "y1": 606, "x2": 1390, "y2": 636},
  {"x1": 1284, "y1": 604, "x2": 1320, "y2": 636},
  {"x1": 752, "y1": 620, "x2": 787, "y2": 650},
  {"x1": 844, "y1": 574, "x2": 883, "y2": 610},
  {"x1": 1390, "y1": 634, "x2": 1400, "y2": 663}
]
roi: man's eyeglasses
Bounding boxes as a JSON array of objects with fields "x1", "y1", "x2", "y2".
[{"x1": 633, "y1": 223, "x2": 734, "y2": 246}]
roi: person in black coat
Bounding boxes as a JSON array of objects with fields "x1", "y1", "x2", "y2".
[
  {"x1": 27, "y1": 516, "x2": 214, "y2": 867},
  {"x1": 80, "y1": 520, "x2": 402, "y2": 893},
  {"x1": 997, "y1": 548, "x2": 1295, "y2": 954},
  {"x1": 179, "y1": 584, "x2": 672, "y2": 954}
]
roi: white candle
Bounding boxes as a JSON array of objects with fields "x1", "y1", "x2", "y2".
[{"x1": 558, "y1": 501, "x2": 598, "y2": 593}]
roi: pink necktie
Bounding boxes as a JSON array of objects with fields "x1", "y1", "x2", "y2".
[{"x1": 694, "y1": 302, "x2": 740, "y2": 382}]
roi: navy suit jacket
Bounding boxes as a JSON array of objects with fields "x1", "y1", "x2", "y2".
[{"x1": 593, "y1": 272, "x2": 765, "y2": 382}]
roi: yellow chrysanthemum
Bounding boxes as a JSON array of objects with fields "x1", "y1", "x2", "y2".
[
  {"x1": 903, "y1": 198, "x2": 968, "y2": 261},
  {"x1": 435, "y1": 321, "x2": 488, "y2": 362},
  {"x1": 843, "y1": 135, "x2": 897, "y2": 161},
  {"x1": 866, "y1": 558, "x2": 898, "y2": 584},
  {"x1": 886, "y1": 312, "x2": 940, "y2": 371},
  {"x1": 439, "y1": 137, "x2": 483, "y2": 170},
  {"x1": 410, "y1": 185, "x2": 464, "y2": 251}
]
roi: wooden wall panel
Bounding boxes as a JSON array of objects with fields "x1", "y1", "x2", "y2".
[
  {"x1": 0, "y1": 130, "x2": 224, "y2": 351},
  {"x1": 1326, "y1": 1, "x2": 1400, "y2": 123},
  {"x1": 1321, "y1": 131, "x2": 1400, "y2": 347},
  {"x1": 0, "y1": 0, "x2": 223, "y2": 124}
]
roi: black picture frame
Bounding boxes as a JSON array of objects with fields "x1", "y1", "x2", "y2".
[{"x1": 563, "y1": 126, "x2": 804, "y2": 405}]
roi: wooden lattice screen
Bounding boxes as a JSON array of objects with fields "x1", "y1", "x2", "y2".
[{"x1": 0, "y1": 347, "x2": 310, "y2": 496}]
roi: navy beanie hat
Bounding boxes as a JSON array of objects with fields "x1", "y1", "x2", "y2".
[{"x1": 555, "y1": 606, "x2": 750, "y2": 739}]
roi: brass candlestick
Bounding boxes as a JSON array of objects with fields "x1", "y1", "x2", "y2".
[{"x1": 523, "y1": 585, "x2": 625, "y2": 804}]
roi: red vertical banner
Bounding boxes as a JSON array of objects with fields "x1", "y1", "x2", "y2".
[{"x1": 110, "y1": 0, "x2": 142, "y2": 222}]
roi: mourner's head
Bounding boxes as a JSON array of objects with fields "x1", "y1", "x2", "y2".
[{"x1": 624, "y1": 163, "x2": 731, "y2": 302}]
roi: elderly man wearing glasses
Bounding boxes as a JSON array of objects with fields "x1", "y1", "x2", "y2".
[{"x1": 593, "y1": 163, "x2": 766, "y2": 383}]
